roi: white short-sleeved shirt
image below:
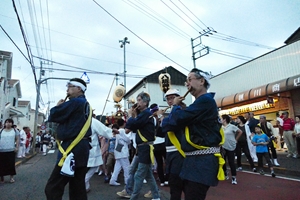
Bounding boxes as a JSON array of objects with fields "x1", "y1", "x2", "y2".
[
  {"x1": 222, "y1": 124, "x2": 239, "y2": 151},
  {"x1": 0, "y1": 129, "x2": 19, "y2": 152}
]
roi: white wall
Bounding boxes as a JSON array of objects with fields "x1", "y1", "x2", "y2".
[{"x1": 210, "y1": 41, "x2": 300, "y2": 99}]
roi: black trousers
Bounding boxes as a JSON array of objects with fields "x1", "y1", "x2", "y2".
[
  {"x1": 236, "y1": 141, "x2": 255, "y2": 169},
  {"x1": 45, "y1": 164, "x2": 87, "y2": 200},
  {"x1": 222, "y1": 149, "x2": 236, "y2": 176},
  {"x1": 257, "y1": 152, "x2": 272, "y2": 170},
  {"x1": 169, "y1": 173, "x2": 184, "y2": 200},
  {"x1": 154, "y1": 148, "x2": 167, "y2": 183},
  {"x1": 297, "y1": 137, "x2": 300, "y2": 155},
  {"x1": 268, "y1": 140, "x2": 278, "y2": 159},
  {"x1": 183, "y1": 179, "x2": 209, "y2": 200}
]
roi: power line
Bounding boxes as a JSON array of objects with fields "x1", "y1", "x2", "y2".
[
  {"x1": 92, "y1": 0, "x2": 189, "y2": 72},
  {"x1": 160, "y1": 0, "x2": 199, "y2": 33},
  {"x1": 0, "y1": 25, "x2": 31, "y2": 63}
]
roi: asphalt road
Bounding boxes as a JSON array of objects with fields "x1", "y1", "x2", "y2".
[{"x1": 1, "y1": 150, "x2": 300, "y2": 200}]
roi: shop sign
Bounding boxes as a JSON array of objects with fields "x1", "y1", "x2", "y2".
[{"x1": 219, "y1": 100, "x2": 275, "y2": 116}]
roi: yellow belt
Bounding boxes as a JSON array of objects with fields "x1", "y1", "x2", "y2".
[
  {"x1": 56, "y1": 106, "x2": 92, "y2": 167},
  {"x1": 137, "y1": 129, "x2": 155, "y2": 165}
]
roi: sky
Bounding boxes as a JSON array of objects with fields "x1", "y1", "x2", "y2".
[{"x1": 1, "y1": 0, "x2": 300, "y2": 118}]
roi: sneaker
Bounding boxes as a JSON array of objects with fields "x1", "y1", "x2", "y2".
[
  {"x1": 143, "y1": 179, "x2": 147, "y2": 184},
  {"x1": 98, "y1": 170, "x2": 103, "y2": 176},
  {"x1": 225, "y1": 175, "x2": 229, "y2": 180},
  {"x1": 117, "y1": 189, "x2": 131, "y2": 199},
  {"x1": 164, "y1": 181, "x2": 168, "y2": 185},
  {"x1": 259, "y1": 170, "x2": 265, "y2": 175},
  {"x1": 144, "y1": 190, "x2": 152, "y2": 198},
  {"x1": 104, "y1": 176, "x2": 109, "y2": 183},
  {"x1": 252, "y1": 168, "x2": 257, "y2": 172},
  {"x1": 231, "y1": 177, "x2": 237, "y2": 185},
  {"x1": 271, "y1": 171, "x2": 276, "y2": 177},
  {"x1": 237, "y1": 167, "x2": 242, "y2": 171},
  {"x1": 286, "y1": 154, "x2": 292, "y2": 158},
  {"x1": 160, "y1": 183, "x2": 164, "y2": 186},
  {"x1": 293, "y1": 154, "x2": 298, "y2": 159},
  {"x1": 109, "y1": 181, "x2": 121, "y2": 186}
]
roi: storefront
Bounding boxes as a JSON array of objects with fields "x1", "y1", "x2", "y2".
[{"x1": 217, "y1": 74, "x2": 300, "y2": 122}]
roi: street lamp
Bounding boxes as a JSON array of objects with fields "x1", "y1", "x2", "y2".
[{"x1": 119, "y1": 37, "x2": 130, "y2": 109}]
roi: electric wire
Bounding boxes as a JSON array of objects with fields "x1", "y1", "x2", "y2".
[
  {"x1": 92, "y1": 0, "x2": 189, "y2": 72},
  {"x1": 128, "y1": 0, "x2": 190, "y2": 39},
  {"x1": 0, "y1": 25, "x2": 31, "y2": 64},
  {"x1": 160, "y1": 0, "x2": 199, "y2": 33}
]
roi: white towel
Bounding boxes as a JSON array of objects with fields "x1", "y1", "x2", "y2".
[{"x1": 60, "y1": 152, "x2": 75, "y2": 177}]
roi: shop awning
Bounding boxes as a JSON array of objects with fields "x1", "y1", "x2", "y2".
[{"x1": 216, "y1": 74, "x2": 300, "y2": 108}]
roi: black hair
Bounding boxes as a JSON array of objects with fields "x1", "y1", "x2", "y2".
[
  {"x1": 4, "y1": 119, "x2": 14, "y2": 128},
  {"x1": 150, "y1": 103, "x2": 158, "y2": 109},
  {"x1": 237, "y1": 115, "x2": 246, "y2": 124},
  {"x1": 117, "y1": 118, "x2": 125, "y2": 127},
  {"x1": 112, "y1": 123, "x2": 119, "y2": 129},
  {"x1": 221, "y1": 114, "x2": 231, "y2": 124}
]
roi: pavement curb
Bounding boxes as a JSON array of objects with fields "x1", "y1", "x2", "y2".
[{"x1": 15, "y1": 152, "x2": 37, "y2": 167}]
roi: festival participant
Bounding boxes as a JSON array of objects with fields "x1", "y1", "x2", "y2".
[
  {"x1": 163, "y1": 68, "x2": 224, "y2": 200},
  {"x1": 244, "y1": 112, "x2": 258, "y2": 162},
  {"x1": 125, "y1": 92, "x2": 160, "y2": 200},
  {"x1": 161, "y1": 88, "x2": 185, "y2": 200},
  {"x1": 0, "y1": 119, "x2": 19, "y2": 183},
  {"x1": 17, "y1": 127, "x2": 27, "y2": 158},
  {"x1": 109, "y1": 119, "x2": 131, "y2": 186},
  {"x1": 44, "y1": 78, "x2": 92, "y2": 200},
  {"x1": 85, "y1": 114, "x2": 113, "y2": 192}
]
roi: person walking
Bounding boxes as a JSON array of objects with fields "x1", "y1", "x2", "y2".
[
  {"x1": 162, "y1": 68, "x2": 224, "y2": 200},
  {"x1": 161, "y1": 88, "x2": 185, "y2": 200},
  {"x1": 17, "y1": 127, "x2": 27, "y2": 158},
  {"x1": 44, "y1": 78, "x2": 92, "y2": 200},
  {"x1": 0, "y1": 119, "x2": 19, "y2": 183},
  {"x1": 85, "y1": 114, "x2": 113, "y2": 192},
  {"x1": 125, "y1": 92, "x2": 160, "y2": 200},
  {"x1": 235, "y1": 115, "x2": 256, "y2": 172}
]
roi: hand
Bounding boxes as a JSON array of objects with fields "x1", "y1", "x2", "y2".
[
  {"x1": 56, "y1": 99, "x2": 65, "y2": 106},
  {"x1": 173, "y1": 96, "x2": 184, "y2": 106}
]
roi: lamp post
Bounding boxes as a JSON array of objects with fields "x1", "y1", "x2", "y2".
[{"x1": 119, "y1": 37, "x2": 130, "y2": 109}]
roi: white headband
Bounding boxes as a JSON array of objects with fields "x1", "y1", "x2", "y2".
[
  {"x1": 68, "y1": 81, "x2": 86, "y2": 91},
  {"x1": 198, "y1": 71, "x2": 211, "y2": 89}
]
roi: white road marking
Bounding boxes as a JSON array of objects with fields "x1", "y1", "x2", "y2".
[
  {"x1": 47, "y1": 150, "x2": 55, "y2": 154},
  {"x1": 242, "y1": 170, "x2": 300, "y2": 182}
]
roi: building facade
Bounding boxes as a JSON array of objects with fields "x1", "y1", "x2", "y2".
[{"x1": 210, "y1": 29, "x2": 300, "y2": 122}]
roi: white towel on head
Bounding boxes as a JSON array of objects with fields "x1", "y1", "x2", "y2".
[{"x1": 60, "y1": 152, "x2": 75, "y2": 177}]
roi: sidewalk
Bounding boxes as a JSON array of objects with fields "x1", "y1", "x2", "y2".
[{"x1": 240, "y1": 149, "x2": 300, "y2": 178}]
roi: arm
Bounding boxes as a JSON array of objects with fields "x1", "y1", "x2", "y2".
[
  {"x1": 93, "y1": 118, "x2": 113, "y2": 139},
  {"x1": 235, "y1": 129, "x2": 242, "y2": 142}
]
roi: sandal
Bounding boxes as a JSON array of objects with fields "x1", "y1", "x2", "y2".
[{"x1": 10, "y1": 178, "x2": 15, "y2": 183}]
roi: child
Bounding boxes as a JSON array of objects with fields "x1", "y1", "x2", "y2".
[
  {"x1": 109, "y1": 119, "x2": 131, "y2": 186},
  {"x1": 252, "y1": 125, "x2": 276, "y2": 177}
]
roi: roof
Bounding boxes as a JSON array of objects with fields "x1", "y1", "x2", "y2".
[
  {"x1": 124, "y1": 66, "x2": 187, "y2": 98},
  {"x1": 285, "y1": 27, "x2": 300, "y2": 44},
  {"x1": 7, "y1": 79, "x2": 22, "y2": 98},
  {"x1": 18, "y1": 100, "x2": 30, "y2": 107}
]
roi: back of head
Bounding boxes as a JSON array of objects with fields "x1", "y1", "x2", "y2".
[
  {"x1": 68, "y1": 78, "x2": 87, "y2": 93},
  {"x1": 150, "y1": 103, "x2": 159, "y2": 114},
  {"x1": 117, "y1": 118, "x2": 125, "y2": 127}
]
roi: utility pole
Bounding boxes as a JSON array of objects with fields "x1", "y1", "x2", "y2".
[
  {"x1": 119, "y1": 37, "x2": 130, "y2": 109},
  {"x1": 32, "y1": 76, "x2": 71, "y2": 153},
  {"x1": 191, "y1": 27, "x2": 215, "y2": 68}
]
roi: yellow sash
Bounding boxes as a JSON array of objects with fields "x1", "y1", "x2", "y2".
[
  {"x1": 56, "y1": 105, "x2": 92, "y2": 167},
  {"x1": 185, "y1": 126, "x2": 226, "y2": 181},
  {"x1": 137, "y1": 129, "x2": 155, "y2": 165},
  {"x1": 167, "y1": 131, "x2": 186, "y2": 158}
]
